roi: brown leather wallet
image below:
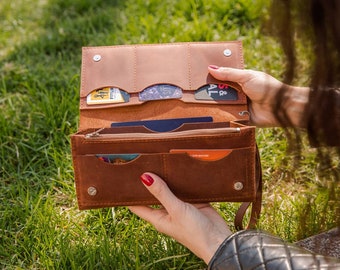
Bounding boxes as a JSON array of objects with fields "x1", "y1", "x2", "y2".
[{"x1": 71, "y1": 42, "x2": 262, "y2": 230}]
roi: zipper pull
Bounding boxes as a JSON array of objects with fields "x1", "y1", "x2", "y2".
[{"x1": 85, "y1": 128, "x2": 105, "y2": 138}]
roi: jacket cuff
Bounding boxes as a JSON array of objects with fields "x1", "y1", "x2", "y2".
[{"x1": 207, "y1": 229, "x2": 340, "y2": 270}]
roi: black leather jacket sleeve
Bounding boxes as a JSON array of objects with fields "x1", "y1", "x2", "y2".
[{"x1": 208, "y1": 230, "x2": 340, "y2": 270}]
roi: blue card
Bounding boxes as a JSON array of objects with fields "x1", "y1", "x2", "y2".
[{"x1": 110, "y1": 116, "x2": 213, "y2": 132}]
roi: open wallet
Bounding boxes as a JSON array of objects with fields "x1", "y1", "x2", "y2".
[{"x1": 71, "y1": 41, "x2": 262, "y2": 230}]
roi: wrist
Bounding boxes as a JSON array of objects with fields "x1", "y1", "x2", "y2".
[
  {"x1": 201, "y1": 232, "x2": 231, "y2": 264},
  {"x1": 284, "y1": 85, "x2": 310, "y2": 128}
]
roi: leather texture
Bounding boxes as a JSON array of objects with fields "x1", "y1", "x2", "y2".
[
  {"x1": 71, "y1": 42, "x2": 262, "y2": 229},
  {"x1": 208, "y1": 230, "x2": 340, "y2": 270},
  {"x1": 79, "y1": 42, "x2": 248, "y2": 129}
]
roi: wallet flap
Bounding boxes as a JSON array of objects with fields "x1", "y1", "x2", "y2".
[
  {"x1": 78, "y1": 42, "x2": 249, "y2": 130},
  {"x1": 80, "y1": 42, "x2": 244, "y2": 97}
]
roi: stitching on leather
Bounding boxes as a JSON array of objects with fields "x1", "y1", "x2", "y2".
[
  {"x1": 238, "y1": 42, "x2": 244, "y2": 69},
  {"x1": 283, "y1": 239, "x2": 294, "y2": 270},
  {"x1": 72, "y1": 148, "x2": 84, "y2": 208},
  {"x1": 233, "y1": 235, "x2": 242, "y2": 270},
  {"x1": 80, "y1": 131, "x2": 253, "y2": 145},
  {"x1": 258, "y1": 233, "x2": 267, "y2": 270},
  {"x1": 187, "y1": 43, "x2": 192, "y2": 90},
  {"x1": 162, "y1": 153, "x2": 167, "y2": 182},
  {"x1": 81, "y1": 41, "x2": 242, "y2": 50},
  {"x1": 133, "y1": 45, "x2": 137, "y2": 92},
  {"x1": 214, "y1": 244, "x2": 289, "y2": 269},
  {"x1": 81, "y1": 48, "x2": 87, "y2": 97}
]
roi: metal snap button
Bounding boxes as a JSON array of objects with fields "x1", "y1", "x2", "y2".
[
  {"x1": 223, "y1": 49, "x2": 232, "y2": 57},
  {"x1": 93, "y1": 54, "x2": 102, "y2": 62},
  {"x1": 234, "y1": 182, "x2": 244, "y2": 191},
  {"x1": 87, "y1": 186, "x2": 97, "y2": 196}
]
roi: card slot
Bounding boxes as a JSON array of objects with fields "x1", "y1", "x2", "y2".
[
  {"x1": 85, "y1": 87, "x2": 130, "y2": 105},
  {"x1": 169, "y1": 149, "x2": 233, "y2": 161},
  {"x1": 167, "y1": 147, "x2": 248, "y2": 163},
  {"x1": 87, "y1": 122, "x2": 236, "y2": 137},
  {"x1": 79, "y1": 97, "x2": 251, "y2": 130},
  {"x1": 89, "y1": 122, "x2": 233, "y2": 136},
  {"x1": 102, "y1": 122, "x2": 230, "y2": 135},
  {"x1": 75, "y1": 154, "x2": 164, "y2": 207},
  {"x1": 73, "y1": 126, "x2": 255, "y2": 156},
  {"x1": 164, "y1": 147, "x2": 256, "y2": 202},
  {"x1": 81, "y1": 86, "x2": 127, "y2": 99},
  {"x1": 110, "y1": 116, "x2": 213, "y2": 132},
  {"x1": 173, "y1": 121, "x2": 231, "y2": 132},
  {"x1": 84, "y1": 126, "x2": 242, "y2": 140},
  {"x1": 86, "y1": 153, "x2": 162, "y2": 166},
  {"x1": 82, "y1": 81, "x2": 247, "y2": 109}
]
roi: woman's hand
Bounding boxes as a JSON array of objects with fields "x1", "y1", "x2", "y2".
[
  {"x1": 208, "y1": 66, "x2": 310, "y2": 128},
  {"x1": 128, "y1": 172, "x2": 232, "y2": 264}
]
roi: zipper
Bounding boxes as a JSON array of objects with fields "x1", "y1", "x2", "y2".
[
  {"x1": 85, "y1": 127, "x2": 105, "y2": 138},
  {"x1": 84, "y1": 127, "x2": 241, "y2": 140}
]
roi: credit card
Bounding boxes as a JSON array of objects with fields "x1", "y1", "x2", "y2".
[
  {"x1": 111, "y1": 116, "x2": 213, "y2": 132},
  {"x1": 195, "y1": 84, "x2": 238, "y2": 101},
  {"x1": 170, "y1": 149, "x2": 232, "y2": 161},
  {"x1": 139, "y1": 84, "x2": 182, "y2": 101},
  {"x1": 96, "y1": 154, "x2": 139, "y2": 164},
  {"x1": 87, "y1": 87, "x2": 130, "y2": 105}
]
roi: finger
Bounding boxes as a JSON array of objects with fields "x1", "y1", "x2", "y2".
[
  {"x1": 192, "y1": 203, "x2": 211, "y2": 209},
  {"x1": 208, "y1": 66, "x2": 253, "y2": 84},
  {"x1": 140, "y1": 172, "x2": 184, "y2": 216},
  {"x1": 128, "y1": 205, "x2": 153, "y2": 219},
  {"x1": 128, "y1": 205, "x2": 167, "y2": 224}
]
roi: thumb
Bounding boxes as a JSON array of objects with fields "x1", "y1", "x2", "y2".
[
  {"x1": 208, "y1": 65, "x2": 253, "y2": 84},
  {"x1": 140, "y1": 172, "x2": 183, "y2": 214}
]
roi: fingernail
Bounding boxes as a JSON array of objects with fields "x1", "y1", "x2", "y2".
[
  {"x1": 209, "y1": 65, "x2": 220, "y2": 70},
  {"x1": 140, "y1": 173, "x2": 154, "y2": 186}
]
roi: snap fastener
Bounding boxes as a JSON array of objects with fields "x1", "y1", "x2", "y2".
[
  {"x1": 93, "y1": 54, "x2": 101, "y2": 62},
  {"x1": 87, "y1": 186, "x2": 97, "y2": 196},
  {"x1": 223, "y1": 49, "x2": 232, "y2": 57},
  {"x1": 234, "y1": 182, "x2": 243, "y2": 191}
]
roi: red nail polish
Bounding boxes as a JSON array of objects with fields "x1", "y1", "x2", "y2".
[
  {"x1": 209, "y1": 65, "x2": 219, "y2": 70},
  {"x1": 140, "y1": 174, "x2": 154, "y2": 186}
]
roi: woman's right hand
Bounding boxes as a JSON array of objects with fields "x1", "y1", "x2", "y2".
[{"x1": 208, "y1": 66, "x2": 309, "y2": 128}]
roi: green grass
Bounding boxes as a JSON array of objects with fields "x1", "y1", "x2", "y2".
[{"x1": 0, "y1": 0, "x2": 339, "y2": 269}]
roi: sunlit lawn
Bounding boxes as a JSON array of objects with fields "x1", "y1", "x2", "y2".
[{"x1": 0, "y1": 0, "x2": 338, "y2": 269}]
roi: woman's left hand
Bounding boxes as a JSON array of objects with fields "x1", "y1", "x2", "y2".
[{"x1": 128, "y1": 172, "x2": 232, "y2": 264}]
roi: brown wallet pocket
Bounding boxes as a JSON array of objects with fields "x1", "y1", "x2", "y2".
[
  {"x1": 74, "y1": 146, "x2": 256, "y2": 210},
  {"x1": 75, "y1": 154, "x2": 164, "y2": 209},
  {"x1": 165, "y1": 147, "x2": 255, "y2": 202}
]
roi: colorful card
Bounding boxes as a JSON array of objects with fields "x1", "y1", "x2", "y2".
[
  {"x1": 169, "y1": 149, "x2": 232, "y2": 161},
  {"x1": 87, "y1": 87, "x2": 130, "y2": 105},
  {"x1": 139, "y1": 84, "x2": 182, "y2": 101},
  {"x1": 195, "y1": 84, "x2": 238, "y2": 101},
  {"x1": 96, "y1": 154, "x2": 139, "y2": 164},
  {"x1": 111, "y1": 116, "x2": 213, "y2": 132}
]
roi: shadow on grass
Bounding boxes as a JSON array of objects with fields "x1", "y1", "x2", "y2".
[
  {"x1": 2, "y1": 0, "x2": 125, "y2": 91},
  {"x1": 0, "y1": 0, "x2": 127, "y2": 172},
  {"x1": 0, "y1": 1, "x2": 130, "y2": 267}
]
